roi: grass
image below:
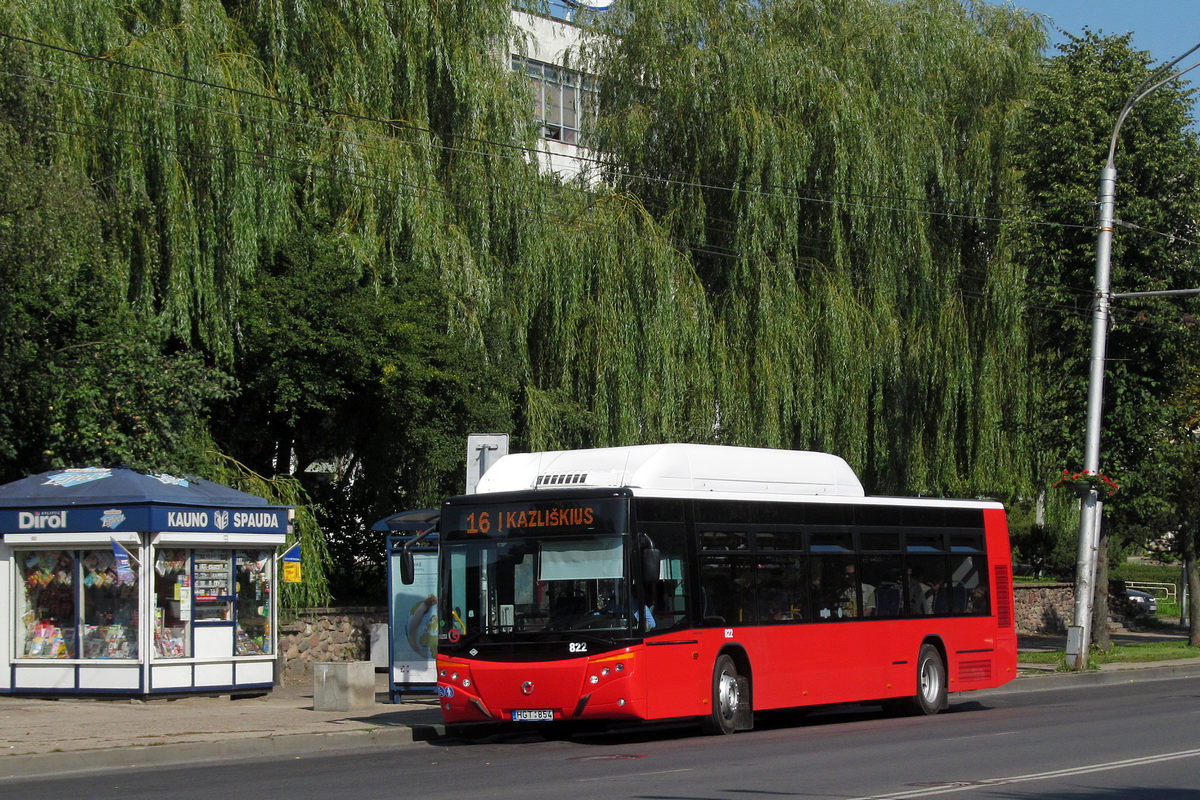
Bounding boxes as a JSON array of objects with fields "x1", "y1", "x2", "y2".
[
  {"x1": 1156, "y1": 600, "x2": 1183, "y2": 619},
  {"x1": 1021, "y1": 639, "x2": 1200, "y2": 670}
]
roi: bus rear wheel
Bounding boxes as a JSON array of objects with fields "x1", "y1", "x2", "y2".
[
  {"x1": 702, "y1": 654, "x2": 749, "y2": 735},
  {"x1": 901, "y1": 643, "x2": 947, "y2": 716}
]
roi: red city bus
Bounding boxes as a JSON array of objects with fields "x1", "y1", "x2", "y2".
[{"x1": 411, "y1": 444, "x2": 1015, "y2": 734}]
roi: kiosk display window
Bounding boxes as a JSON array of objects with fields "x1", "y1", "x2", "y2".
[
  {"x1": 80, "y1": 548, "x2": 138, "y2": 658},
  {"x1": 17, "y1": 550, "x2": 76, "y2": 658},
  {"x1": 192, "y1": 549, "x2": 233, "y2": 622},
  {"x1": 153, "y1": 549, "x2": 191, "y2": 658},
  {"x1": 235, "y1": 550, "x2": 273, "y2": 655},
  {"x1": 17, "y1": 549, "x2": 138, "y2": 659}
]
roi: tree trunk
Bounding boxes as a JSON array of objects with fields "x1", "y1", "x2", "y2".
[
  {"x1": 1184, "y1": 526, "x2": 1200, "y2": 647},
  {"x1": 1091, "y1": 522, "x2": 1111, "y2": 651}
]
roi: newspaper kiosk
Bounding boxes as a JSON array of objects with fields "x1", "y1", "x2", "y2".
[{"x1": 0, "y1": 467, "x2": 292, "y2": 696}]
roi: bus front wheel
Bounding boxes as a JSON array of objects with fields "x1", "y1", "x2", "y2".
[
  {"x1": 702, "y1": 654, "x2": 749, "y2": 735},
  {"x1": 902, "y1": 643, "x2": 947, "y2": 716}
]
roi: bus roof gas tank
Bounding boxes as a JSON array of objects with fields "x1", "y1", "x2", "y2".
[{"x1": 473, "y1": 444, "x2": 865, "y2": 498}]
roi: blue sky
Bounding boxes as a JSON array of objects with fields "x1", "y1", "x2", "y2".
[{"x1": 1016, "y1": 1, "x2": 1200, "y2": 65}]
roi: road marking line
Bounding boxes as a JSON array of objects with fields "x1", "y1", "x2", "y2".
[
  {"x1": 577, "y1": 768, "x2": 692, "y2": 782},
  {"x1": 846, "y1": 747, "x2": 1200, "y2": 799}
]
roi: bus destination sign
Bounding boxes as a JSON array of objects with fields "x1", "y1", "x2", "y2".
[{"x1": 444, "y1": 497, "x2": 625, "y2": 538}]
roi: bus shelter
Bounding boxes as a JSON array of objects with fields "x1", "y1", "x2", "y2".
[
  {"x1": 0, "y1": 467, "x2": 292, "y2": 696},
  {"x1": 375, "y1": 509, "x2": 439, "y2": 703}
]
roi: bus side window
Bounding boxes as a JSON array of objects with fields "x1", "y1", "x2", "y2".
[
  {"x1": 908, "y1": 555, "x2": 948, "y2": 615},
  {"x1": 638, "y1": 523, "x2": 688, "y2": 632},
  {"x1": 862, "y1": 554, "x2": 904, "y2": 617},
  {"x1": 700, "y1": 558, "x2": 733, "y2": 624},
  {"x1": 948, "y1": 555, "x2": 989, "y2": 615},
  {"x1": 756, "y1": 555, "x2": 805, "y2": 622},
  {"x1": 700, "y1": 557, "x2": 754, "y2": 624},
  {"x1": 809, "y1": 555, "x2": 853, "y2": 621}
]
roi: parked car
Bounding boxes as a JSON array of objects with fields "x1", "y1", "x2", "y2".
[{"x1": 1125, "y1": 588, "x2": 1159, "y2": 617}]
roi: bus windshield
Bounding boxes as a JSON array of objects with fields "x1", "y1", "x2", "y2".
[{"x1": 439, "y1": 534, "x2": 651, "y2": 645}]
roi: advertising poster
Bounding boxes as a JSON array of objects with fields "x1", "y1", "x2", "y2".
[
  {"x1": 281, "y1": 542, "x2": 302, "y2": 583},
  {"x1": 390, "y1": 548, "x2": 438, "y2": 687}
]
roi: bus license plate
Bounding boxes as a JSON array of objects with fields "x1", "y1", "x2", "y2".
[{"x1": 511, "y1": 709, "x2": 554, "y2": 722}]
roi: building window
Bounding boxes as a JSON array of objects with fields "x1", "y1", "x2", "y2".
[{"x1": 514, "y1": 56, "x2": 596, "y2": 145}]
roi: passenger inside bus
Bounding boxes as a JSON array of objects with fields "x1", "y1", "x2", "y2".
[
  {"x1": 908, "y1": 567, "x2": 933, "y2": 614},
  {"x1": 875, "y1": 571, "x2": 903, "y2": 616},
  {"x1": 839, "y1": 563, "x2": 876, "y2": 617},
  {"x1": 760, "y1": 589, "x2": 791, "y2": 621},
  {"x1": 594, "y1": 591, "x2": 656, "y2": 631}
]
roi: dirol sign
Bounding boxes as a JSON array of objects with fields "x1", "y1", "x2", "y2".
[{"x1": 18, "y1": 510, "x2": 68, "y2": 529}]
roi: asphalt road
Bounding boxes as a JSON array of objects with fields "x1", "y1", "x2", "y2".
[{"x1": 7, "y1": 674, "x2": 1200, "y2": 800}]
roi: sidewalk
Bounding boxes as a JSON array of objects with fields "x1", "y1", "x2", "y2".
[
  {"x1": 1010, "y1": 629, "x2": 1200, "y2": 680},
  {"x1": 4, "y1": 633, "x2": 1200, "y2": 780},
  {"x1": 0, "y1": 671, "x2": 444, "y2": 779}
]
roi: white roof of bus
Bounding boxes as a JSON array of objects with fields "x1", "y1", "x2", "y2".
[{"x1": 474, "y1": 443, "x2": 866, "y2": 498}]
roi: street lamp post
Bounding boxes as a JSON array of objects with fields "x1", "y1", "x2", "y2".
[{"x1": 1065, "y1": 44, "x2": 1200, "y2": 671}]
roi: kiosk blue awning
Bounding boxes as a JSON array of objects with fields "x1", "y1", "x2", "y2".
[{"x1": 0, "y1": 467, "x2": 291, "y2": 535}]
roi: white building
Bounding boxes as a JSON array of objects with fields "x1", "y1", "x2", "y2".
[{"x1": 511, "y1": 1, "x2": 605, "y2": 182}]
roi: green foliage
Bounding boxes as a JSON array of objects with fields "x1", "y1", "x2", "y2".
[
  {"x1": 578, "y1": 0, "x2": 1045, "y2": 499},
  {"x1": 0, "y1": 111, "x2": 232, "y2": 479},
  {"x1": 1020, "y1": 640, "x2": 1200, "y2": 669},
  {"x1": 201, "y1": 452, "x2": 332, "y2": 609},
  {"x1": 1013, "y1": 30, "x2": 1200, "y2": 565},
  {"x1": 1112, "y1": 561, "x2": 1182, "y2": 585},
  {"x1": 4, "y1": 0, "x2": 1198, "y2": 609}
]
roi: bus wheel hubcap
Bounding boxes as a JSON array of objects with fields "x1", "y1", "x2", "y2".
[
  {"x1": 718, "y1": 672, "x2": 739, "y2": 717},
  {"x1": 920, "y1": 661, "x2": 939, "y2": 703}
]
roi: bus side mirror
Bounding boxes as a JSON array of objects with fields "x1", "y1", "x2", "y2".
[
  {"x1": 642, "y1": 547, "x2": 661, "y2": 582},
  {"x1": 399, "y1": 549, "x2": 415, "y2": 585}
]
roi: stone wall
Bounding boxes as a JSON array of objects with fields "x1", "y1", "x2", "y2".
[
  {"x1": 1013, "y1": 583, "x2": 1074, "y2": 635},
  {"x1": 277, "y1": 607, "x2": 387, "y2": 684}
]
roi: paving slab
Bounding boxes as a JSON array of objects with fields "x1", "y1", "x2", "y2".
[{"x1": 0, "y1": 672, "x2": 443, "y2": 779}]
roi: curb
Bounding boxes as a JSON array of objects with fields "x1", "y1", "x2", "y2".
[
  {"x1": 0, "y1": 724, "x2": 445, "y2": 781},
  {"x1": 987, "y1": 659, "x2": 1200, "y2": 695},
  {"x1": 6, "y1": 660, "x2": 1200, "y2": 781}
]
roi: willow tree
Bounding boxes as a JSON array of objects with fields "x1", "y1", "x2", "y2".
[
  {"x1": 2, "y1": 0, "x2": 1059, "y2": 598},
  {"x1": 570, "y1": 0, "x2": 1045, "y2": 498}
]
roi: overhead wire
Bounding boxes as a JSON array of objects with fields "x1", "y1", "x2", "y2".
[
  {"x1": 0, "y1": 29, "x2": 1104, "y2": 233},
  {"x1": 2, "y1": 29, "x2": 1198, "y2": 329}
]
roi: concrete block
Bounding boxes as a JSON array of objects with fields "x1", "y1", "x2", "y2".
[
  {"x1": 369, "y1": 623, "x2": 389, "y2": 668},
  {"x1": 313, "y1": 661, "x2": 375, "y2": 711}
]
